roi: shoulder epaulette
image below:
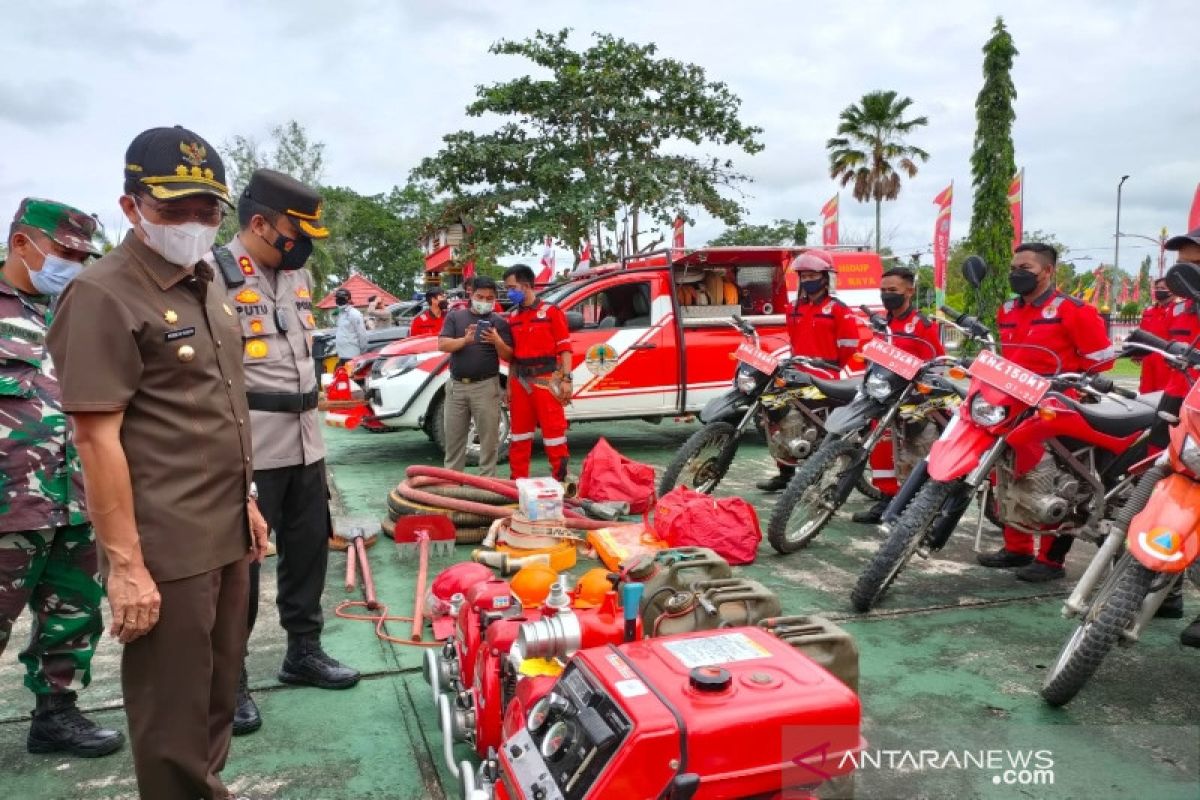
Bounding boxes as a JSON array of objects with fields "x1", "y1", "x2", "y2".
[
  {"x1": 211, "y1": 245, "x2": 245, "y2": 288},
  {"x1": 1059, "y1": 292, "x2": 1085, "y2": 307}
]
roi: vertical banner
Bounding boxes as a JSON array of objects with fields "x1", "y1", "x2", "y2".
[
  {"x1": 535, "y1": 236, "x2": 555, "y2": 284},
  {"x1": 932, "y1": 183, "x2": 953, "y2": 308},
  {"x1": 462, "y1": 260, "x2": 476, "y2": 280},
  {"x1": 572, "y1": 239, "x2": 593, "y2": 276},
  {"x1": 1189, "y1": 183, "x2": 1200, "y2": 232},
  {"x1": 672, "y1": 215, "x2": 686, "y2": 250},
  {"x1": 821, "y1": 194, "x2": 839, "y2": 246},
  {"x1": 1008, "y1": 168, "x2": 1024, "y2": 251}
]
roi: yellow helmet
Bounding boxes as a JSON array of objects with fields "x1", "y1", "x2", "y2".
[{"x1": 510, "y1": 563, "x2": 558, "y2": 608}]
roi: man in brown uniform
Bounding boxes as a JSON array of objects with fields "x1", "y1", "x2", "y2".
[
  {"x1": 210, "y1": 169, "x2": 359, "y2": 737},
  {"x1": 48, "y1": 125, "x2": 269, "y2": 800}
]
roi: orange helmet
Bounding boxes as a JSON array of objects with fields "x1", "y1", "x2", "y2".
[
  {"x1": 789, "y1": 249, "x2": 836, "y2": 274},
  {"x1": 510, "y1": 563, "x2": 558, "y2": 608},
  {"x1": 573, "y1": 568, "x2": 616, "y2": 608}
]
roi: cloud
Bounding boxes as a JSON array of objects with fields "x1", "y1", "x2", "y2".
[{"x1": 0, "y1": 81, "x2": 87, "y2": 127}]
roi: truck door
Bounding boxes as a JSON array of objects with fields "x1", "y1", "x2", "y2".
[{"x1": 562, "y1": 274, "x2": 676, "y2": 419}]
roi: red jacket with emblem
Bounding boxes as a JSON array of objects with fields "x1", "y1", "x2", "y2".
[
  {"x1": 1137, "y1": 302, "x2": 1172, "y2": 394},
  {"x1": 409, "y1": 310, "x2": 445, "y2": 338},
  {"x1": 997, "y1": 289, "x2": 1115, "y2": 376},
  {"x1": 786, "y1": 294, "x2": 861, "y2": 369},
  {"x1": 1164, "y1": 299, "x2": 1200, "y2": 397},
  {"x1": 508, "y1": 300, "x2": 571, "y2": 375},
  {"x1": 887, "y1": 307, "x2": 944, "y2": 359}
]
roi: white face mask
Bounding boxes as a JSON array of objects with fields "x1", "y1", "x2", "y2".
[
  {"x1": 134, "y1": 203, "x2": 219, "y2": 268},
  {"x1": 471, "y1": 299, "x2": 494, "y2": 315}
]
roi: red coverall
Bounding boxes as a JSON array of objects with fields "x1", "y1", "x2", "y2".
[
  {"x1": 786, "y1": 295, "x2": 861, "y2": 369},
  {"x1": 1137, "y1": 301, "x2": 1171, "y2": 394},
  {"x1": 508, "y1": 300, "x2": 572, "y2": 480},
  {"x1": 997, "y1": 289, "x2": 1116, "y2": 567},
  {"x1": 1163, "y1": 299, "x2": 1200, "y2": 399},
  {"x1": 408, "y1": 310, "x2": 445, "y2": 338},
  {"x1": 869, "y1": 307, "x2": 945, "y2": 495}
]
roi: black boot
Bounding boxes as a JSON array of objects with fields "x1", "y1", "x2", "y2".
[
  {"x1": 976, "y1": 548, "x2": 1034, "y2": 569},
  {"x1": 278, "y1": 635, "x2": 360, "y2": 690},
  {"x1": 756, "y1": 468, "x2": 794, "y2": 493},
  {"x1": 233, "y1": 666, "x2": 262, "y2": 736},
  {"x1": 852, "y1": 499, "x2": 890, "y2": 525},
  {"x1": 27, "y1": 692, "x2": 124, "y2": 758},
  {"x1": 1181, "y1": 615, "x2": 1200, "y2": 648}
]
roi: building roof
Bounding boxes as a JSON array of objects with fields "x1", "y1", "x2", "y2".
[{"x1": 315, "y1": 273, "x2": 401, "y2": 310}]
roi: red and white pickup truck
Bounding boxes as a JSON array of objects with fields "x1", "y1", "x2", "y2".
[{"x1": 364, "y1": 246, "x2": 882, "y2": 461}]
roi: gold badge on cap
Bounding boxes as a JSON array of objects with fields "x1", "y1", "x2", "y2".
[
  {"x1": 164, "y1": 309, "x2": 178, "y2": 325},
  {"x1": 177, "y1": 345, "x2": 196, "y2": 363}
]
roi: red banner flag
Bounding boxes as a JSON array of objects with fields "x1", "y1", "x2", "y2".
[
  {"x1": 535, "y1": 236, "x2": 555, "y2": 284},
  {"x1": 1119, "y1": 277, "x2": 1130, "y2": 306},
  {"x1": 932, "y1": 183, "x2": 953, "y2": 305},
  {"x1": 1189, "y1": 183, "x2": 1200, "y2": 232},
  {"x1": 1008, "y1": 169, "x2": 1024, "y2": 252},
  {"x1": 820, "y1": 194, "x2": 839, "y2": 246}
]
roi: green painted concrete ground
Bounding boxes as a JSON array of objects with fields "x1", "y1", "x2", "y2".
[{"x1": 2, "y1": 419, "x2": 1198, "y2": 799}]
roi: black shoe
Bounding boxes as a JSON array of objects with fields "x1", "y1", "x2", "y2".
[
  {"x1": 27, "y1": 692, "x2": 124, "y2": 758},
  {"x1": 1015, "y1": 561, "x2": 1066, "y2": 583},
  {"x1": 851, "y1": 499, "x2": 890, "y2": 525},
  {"x1": 278, "y1": 636, "x2": 360, "y2": 690},
  {"x1": 756, "y1": 472, "x2": 793, "y2": 493},
  {"x1": 1181, "y1": 616, "x2": 1200, "y2": 648},
  {"x1": 976, "y1": 548, "x2": 1035, "y2": 569},
  {"x1": 233, "y1": 667, "x2": 262, "y2": 736},
  {"x1": 1156, "y1": 585, "x2": 1185, "y2": 619}
]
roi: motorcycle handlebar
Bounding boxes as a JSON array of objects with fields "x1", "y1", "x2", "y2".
[
  {"x1": 940, "y1": 305, "x2": 990, "y2": 339},
  {"x1": 1125, "y1": 328, "x2": 1200, "y2": 368}
]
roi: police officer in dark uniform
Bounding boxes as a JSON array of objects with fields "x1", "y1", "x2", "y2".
[{"x1": 209, "y1": 170, "x2": 359, "y2": 736}]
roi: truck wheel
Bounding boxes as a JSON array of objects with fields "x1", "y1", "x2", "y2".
[
  {"x1": 1040, "y1": 557, "x2": 1154, "y2": 707},
  {"x1": 658, "y1": 421, "x2": 739, "y2": 496},
  {"x1": 428, "y1": 392, "x2": 512, "y2": 467},
  {"x1": 851, "y1": 479, "x2": 956, "y2": 612},
  {"x1": 768, "y1": 439, "x2": 859, "y2": 554}
]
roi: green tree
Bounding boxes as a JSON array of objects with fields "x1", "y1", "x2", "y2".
[
  {"x1": 707, "y1": 219, "x2": 808, "y2": 247},
  {"x1": 1136, "y1": 255, "x2": 1152, "y2": 306},
  {"x1": 965, "y1": 17, "x2": 1019, "y2": 332},
  {"x1": 415, "y1": 29, "x2": 764, "y2": 265},
  {"x1": 826, "y1": 90, "x2": 929, "y2": 253}
]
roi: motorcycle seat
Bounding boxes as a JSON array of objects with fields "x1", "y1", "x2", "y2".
[
  {"x1": 1067, "y1": 396, "x2": 1159, "y2": 438},
  {"x1": 809, "y1": 376, "x2": 860, "y2": 403}
]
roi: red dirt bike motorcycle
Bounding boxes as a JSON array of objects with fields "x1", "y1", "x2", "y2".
[
  {"x1": 851, "y1": 261, "x2": 1157, "y2": 612},
  {"x1": 1041, "y1": 262, "x2": 1200, "y2": 705}
]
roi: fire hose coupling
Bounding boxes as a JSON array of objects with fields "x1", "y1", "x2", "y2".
[{"x1": 508, "y1": 608, "x2": 583, "y2": 670}]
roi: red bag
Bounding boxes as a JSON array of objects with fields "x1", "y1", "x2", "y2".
[
  {"x1": 653, "y1": 486, "x2": 761, "y2": 565},
  {"x1": 578, "y1": 438, "x2": 657, "y2": 514}
]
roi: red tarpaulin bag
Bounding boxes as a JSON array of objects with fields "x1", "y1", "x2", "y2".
[
  {"x1": 653, "y1": 486, "x2": 762, "y2": 565},
  {"x1": 577, "y1": 438, "x2": 657, "y2": 514}
]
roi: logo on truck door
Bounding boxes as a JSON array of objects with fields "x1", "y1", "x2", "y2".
[{"x1": 585, "y1": 343, "x2": 618, "y2": 376}]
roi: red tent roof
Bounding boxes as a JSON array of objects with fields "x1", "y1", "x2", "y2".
[{"x1": 316, "y1": 274, "x2": 401, "y2": 310}]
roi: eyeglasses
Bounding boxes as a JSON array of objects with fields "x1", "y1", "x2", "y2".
[{"x1": 136, "y1": 196, "x2": 224, "y2": 226}]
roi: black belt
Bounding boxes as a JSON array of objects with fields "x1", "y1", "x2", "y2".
[
  {"x1": 451, "y1": 374, "x2": 498, "y2": 384},
  {"x1": 247, "y1": 389, "x2": 319, "y2": 413},
  {"x1": 514, "y1": 357, "x2": 557, "y2": 378}
]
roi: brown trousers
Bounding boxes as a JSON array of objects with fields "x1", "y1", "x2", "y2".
[{"x1": 122, "y1": 558, "x2": 249, "y2": 800}]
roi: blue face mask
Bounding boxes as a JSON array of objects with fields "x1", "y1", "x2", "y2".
[
  {"x1": 26, "y1": 242, "x2": 83, "y2": 296},
  {"x1": 507, "y1": 288, "x2": 526, "y2": 306}
]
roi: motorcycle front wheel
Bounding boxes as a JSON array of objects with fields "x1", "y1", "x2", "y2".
[
  {"x1": 768, "y1": 438, "x2": 860, "y2": 554},
  {"x1": 658, "y1": 421, "x2": 739, "y2": 495},
  {"x1": 1040, "y1": 556, "x2": 1155, "y2": 707},
  {"x1": 851, "y1": 478, "x2": 958, "y2": 612}
]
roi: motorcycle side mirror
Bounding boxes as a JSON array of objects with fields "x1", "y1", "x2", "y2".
[
  {"x1": 962, "y1": 255, "x2": 988, "y2": 289},
  {"x1": 1165, "y1": 261, "x2": 1200, "y2": 304}
]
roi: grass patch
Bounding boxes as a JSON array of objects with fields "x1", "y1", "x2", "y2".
[{"x1": 1109, "y1": 358, "x2": 1140, "y2": 379}]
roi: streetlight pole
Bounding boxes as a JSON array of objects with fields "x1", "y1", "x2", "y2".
[{"x1": 1114, "y1": 175, "x2": 1130, "y2": 273}]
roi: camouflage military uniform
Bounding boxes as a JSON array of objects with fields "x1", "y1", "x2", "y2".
[{"x1": 0, "y1": 272, "x2": 102, "y2": 697}]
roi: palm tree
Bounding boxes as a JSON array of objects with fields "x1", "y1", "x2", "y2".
[{"x1": 827, "y1": 90, "x2": 930, "y2": 253}]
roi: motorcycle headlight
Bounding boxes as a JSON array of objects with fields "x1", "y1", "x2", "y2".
[
  {"x1": 1180, "y1": 435, "x2": 1200, "y2": 476},
  {"x1": 380, "y1": 355, "x2": 419, "y2": 379},
  {"x1": 736, "y1": 370, "x2": 759, "y2": 394},
  {"x1": 969, "y1": 394, "x2": 1008, "y2": 427},
  {"x1": 864, "y1": 371, "x2": 894, "y2": 401}
]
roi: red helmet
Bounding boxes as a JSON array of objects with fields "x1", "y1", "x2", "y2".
[{"x1": 789, "y1": 249, "x2": 836, "y2": 274}]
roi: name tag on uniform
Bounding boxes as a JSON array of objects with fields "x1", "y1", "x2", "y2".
[{"x1": 165, "y1": 327, "x2": 197, "y2": 342}]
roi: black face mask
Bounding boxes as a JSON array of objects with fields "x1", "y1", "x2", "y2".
[
  {"x1": 438, "y1": 300, "x2": 449, "y2": 311},
  {"x1": 264, "y1": 227, "x2": 313, "y2": 271},
  {"x1": 1008, "y1": 269, "x2": 1039, "y2": 296},
  {"x1": 880, "y1": 292, "x2": 907, "y2": 311},
  {"x1": 1154, "y1": 289, "x2": 1172, "y2": 303}
]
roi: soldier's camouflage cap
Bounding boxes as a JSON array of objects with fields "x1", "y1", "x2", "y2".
[
  {"x1": 124, "y1": 125, "x2": 231, "y2": 205},
  {"x1": 11, "y1": 198, "x2": 101, "y2": 256}
]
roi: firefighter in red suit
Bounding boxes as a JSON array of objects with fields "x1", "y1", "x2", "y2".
[
  {"x1": 409, "y1": 288, "x2": 447, "y2": 337},
  {"x1": 1136, "y1": 279, "x2": 1174, "y2": 394},
  {"x1": 757, "y1": 249, "x2": 862, "y2": 492},
  {"x1": 977, "y1": 242, "x2": 1116, "y2": 583},
  {"x1": 502, "y1": 263, "x2": 573, "y2": 481},
  {"x1": 856, "y1": 267, "x2": 945, "y2": 523}
]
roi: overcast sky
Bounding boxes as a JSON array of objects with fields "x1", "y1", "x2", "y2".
[{"x1": 4, "y1": 0, "x2": 1198, "y2": 272}]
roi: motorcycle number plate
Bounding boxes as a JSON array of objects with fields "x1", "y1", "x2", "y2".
[
  {"x1": 968, "y1": 349, "x2": 1051, "y2": 406},
  {"x1": 862, "y1": 338, "x2": 924, "y2": 381},
  {"x1": 735, "y1": 341, "x2": 780, "y2": 375}
]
